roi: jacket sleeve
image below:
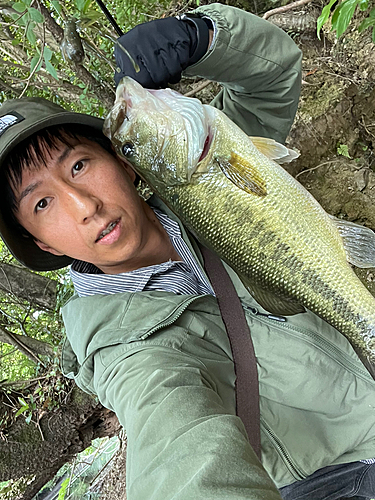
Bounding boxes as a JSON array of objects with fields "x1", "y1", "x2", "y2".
[
  {"x1": 183, "y1": 3, "x2": 302, "y2": 143},
  {"x1": 92, "y1": 328, "x2": 282, "y2": 500}
]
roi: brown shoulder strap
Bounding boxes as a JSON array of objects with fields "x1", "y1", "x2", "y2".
[{"x1": 198, "y1": 243, "x2": 261, "y2": 460}]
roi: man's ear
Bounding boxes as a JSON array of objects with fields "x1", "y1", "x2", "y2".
[{"x1": 34, "y1": 239, "x2": 65, "y2": 256}]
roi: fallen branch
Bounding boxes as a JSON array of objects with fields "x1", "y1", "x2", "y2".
[
  {"x1": 263, "y1": 0, "x2": 314, "y2": 20},
  {"x1": 295, "y1": 160, "x2": 337, "y2": 179},
  {"x1": 184, "y1": 80, "x2": 212, "y2": 97}
]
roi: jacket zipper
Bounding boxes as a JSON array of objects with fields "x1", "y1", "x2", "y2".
[
  {"x1": 134, "y1": 296, "x2": 200, "y2": 340},
  {"x1": 244, "y1": 305, "x2": 287, "y2": 323},
  {"x1": 243, "y1": 303, "x2": 372, "y2": 479},
  {"x1": 243, "y1": 304, "x2": 371, "y2": 381},
  {"x1": 260, "y1": 417, "x2": 307, "y2": 480},
  {"x1": 241, "y1": 304, "x2": 307, "y2": 479}
]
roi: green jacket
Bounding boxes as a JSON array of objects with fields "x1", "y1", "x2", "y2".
[{"x1": 61, "y1": 4, "x2": 375, "y2": 499}]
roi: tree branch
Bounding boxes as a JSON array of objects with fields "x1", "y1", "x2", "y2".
[
  {"x1": 36, "y1": 0, "x2": 115, "y2": 109},
  {"x1": 0, "y1": 326, "x2": 51, "y2": 363},
  {"x1": 263, "y1": 0, "x2": 314, "y2": 20},
  {"x1": 0, "y1": 263, "x2": 56, "y2": 310}
]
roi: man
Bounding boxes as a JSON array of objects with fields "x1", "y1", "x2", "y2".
[{"x1": 0, "y1": 4, "x2": 374, "y2": 499}]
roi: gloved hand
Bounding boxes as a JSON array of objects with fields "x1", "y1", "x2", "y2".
[{"x1": 114, "y1": 15, "x2": 210, "y2": 89}]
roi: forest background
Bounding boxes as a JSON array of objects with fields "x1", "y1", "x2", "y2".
[{"x1": 1, "y1": 0, "x2": 375, "y2": 499}]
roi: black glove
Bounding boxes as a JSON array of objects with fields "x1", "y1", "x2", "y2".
[{"x1": 114, "y1": 15, "x2": 210, "y2": 89}]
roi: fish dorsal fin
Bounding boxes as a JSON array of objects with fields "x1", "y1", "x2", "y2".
[
  {"x1": 250, "y1": 136, "x2": 300, "y2": 165},
  {"x1": 330, "y1": 216, "x2": 375, "y2": 268},
  {"x1": 240, "y1": 275, "x2": 305, "y2": 316},
  {"x1": 216, "y1": 152, "x2": 267, "y2": 196}
]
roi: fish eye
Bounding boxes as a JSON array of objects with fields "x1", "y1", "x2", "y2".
[{"x1": 122, "y1": 142, "x2": 135, "y2": 159}]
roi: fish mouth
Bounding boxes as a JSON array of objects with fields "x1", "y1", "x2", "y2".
[{"x1": 95, "y1": 219, "x2": 120, "y2": 242}]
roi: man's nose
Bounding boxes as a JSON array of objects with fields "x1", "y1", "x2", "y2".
[{"x1": 63, "y1": 186, "x2": 101, "y2": 222}]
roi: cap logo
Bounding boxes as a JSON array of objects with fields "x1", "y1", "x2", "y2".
[{"x1": 0, "y1": 111, "x2": 25, "y2": 138}]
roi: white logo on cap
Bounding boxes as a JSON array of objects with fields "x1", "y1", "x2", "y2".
[{"x1": 0, "y1": 112, "x2": 24, "y2": 137}]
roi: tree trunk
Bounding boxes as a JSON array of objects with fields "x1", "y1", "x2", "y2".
[
  {"x1": 0, "y1": 387, "x2": 120, "y2": 500},
  {"x1": 0, "y1": 264, "x2": 57, "y2": 310}
]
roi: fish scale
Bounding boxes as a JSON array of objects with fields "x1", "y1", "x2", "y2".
[
  {"x1": 104, "y1": 77, "x2": 375, "y2": 379},
  {"x1": 173, "y1": 160, "x2": 375, "y2": 366}
]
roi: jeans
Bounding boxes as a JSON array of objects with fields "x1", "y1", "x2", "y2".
[{"x1": 279, "y1": 462, "x2": 375, "y2": 500}]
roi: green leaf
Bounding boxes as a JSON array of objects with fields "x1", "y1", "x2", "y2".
[
  {"x1": 51, "y1": 0, "x2": 62, "y2": 14},
  {"x1": 45, "y1": 60, "x2": 58, "y2": 80},
  {"x1": 80, "y1": 10, "x2": 103, "y2": 27},
  {"x1": 372, "y1": 25, "x2": 375, "y2": 42},
  {"x1": 358, "y1": 0, "x2": 368, "y2": 9},
  {"x1": 317, "y1": 0, "x2": 337, "y2": 39},
  {"x1": 358, "y1": 17, "x2": 375, "y2": 32},
  {"x1": 370, "y1": 7, "x2": 375, "y2": 17},
  {"x1": 13, "y1": 2, "x2": 26, "y2": 13},
  {"x1": 28, "y1": 7, "x2": 44, "y2": 23},
  {"x1": 331, "y1": 3, "x2": 343, "y2": 27},
  {"x1": 332, "y1": 0, "x2": 360, "y2": 38},
  {"x1": 26, "y1": 21, "x2": 37, "y2": 45},
  {"x1": 337, "y1": 144, "x2": 351, "y2": 158},
  {"x1": 82, "y1": 0, "x2": 94, "y2": 15},
  {"x1": 30, "y1": 53, "x2": 42, "y2": 73},
  {"x1": 15, "y1": 15, "x2": 26, "y2": 26},
  {"x1": 58, "y1": 477, "x2": 70, "y2": 500},
  {"x1": 18, "y1": 396, "x2": 27, "y2": 406},
  {"x1": 75, "y1": 0, "x2": 86, "y2": 12},
  {"x1": 15, "y1": 405, "x2": 29, "y2": 417},
  {"x1": 43, "y1": 46, "x2": 53, "y2": 62},
  {"x1": 25, "y1": 413, "x2": 32, "y2": 424},
  {"x1": 11, "y1": 39, "x2": 21, "y2": 45}
]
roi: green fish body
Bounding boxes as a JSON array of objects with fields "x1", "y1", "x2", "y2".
[{"x1": 104, "y1": 77, "x2": 375, "y2": 379}]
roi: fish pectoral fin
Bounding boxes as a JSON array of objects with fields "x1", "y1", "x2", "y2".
[
  {"x1": 250, "y1": 137, "x2": 300, "y2": 165},
  {"x1": 241, "y1": 277, "x2": 305, "y2": 316},
  {"x1": 216, "y1": 152, "x2": 267, "y2": 197},
  {"x1": 330, "y1": 216, "x2": 375, "y2": 268}
]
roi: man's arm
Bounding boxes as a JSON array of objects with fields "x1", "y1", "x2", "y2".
[
  {"x1": 186, "y1": 4, "x2": 302, "y2": 143},
  {"x1": 114, "y1": 3, "x2": 302, "y2": 143},
  {"x1": 62, "y1": 291, "x2": 282, "y2": 499},
  {"x1": 93, "y1": 333, "x2": 282, "y2": 499}
]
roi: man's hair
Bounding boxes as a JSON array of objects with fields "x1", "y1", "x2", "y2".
[{"x1": 0, "y1": 123, "x2": 116, "y2": 239}]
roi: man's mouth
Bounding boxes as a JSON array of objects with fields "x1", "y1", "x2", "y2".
[{"x1": 96, "y1": 219, "x2": 120, "y2": 242}]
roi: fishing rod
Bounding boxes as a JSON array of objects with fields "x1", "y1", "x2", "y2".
[
  {"x1": 93, "y1": 0, "x2": 140, "y2": 73},
  {"x1": 94, "y1": 0, "x2": 124, "y2": 37}
]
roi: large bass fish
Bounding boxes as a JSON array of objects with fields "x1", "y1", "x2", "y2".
[{"x1": 104, "y1": 77, "x2": 375, "y2": 379}]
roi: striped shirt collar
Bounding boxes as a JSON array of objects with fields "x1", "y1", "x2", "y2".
[{"x1": 70, "y1": 208, "x2": 214, "y2": 298}]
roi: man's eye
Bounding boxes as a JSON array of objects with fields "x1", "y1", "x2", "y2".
[
  {"x1": 72, "y1": 160, "x2": 85, "y2": 176},
  {"x1": 35, "y1": 198, "x2": 48, "y2": 212}
]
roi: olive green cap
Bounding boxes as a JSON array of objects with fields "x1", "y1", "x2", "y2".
[{"x1": 0, "y1": 97, "x2": 104, "y2": 271}]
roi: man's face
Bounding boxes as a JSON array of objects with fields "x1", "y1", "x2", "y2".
[{"x1": 15, "y1": 137, "x2": 159, "y2": 274}]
